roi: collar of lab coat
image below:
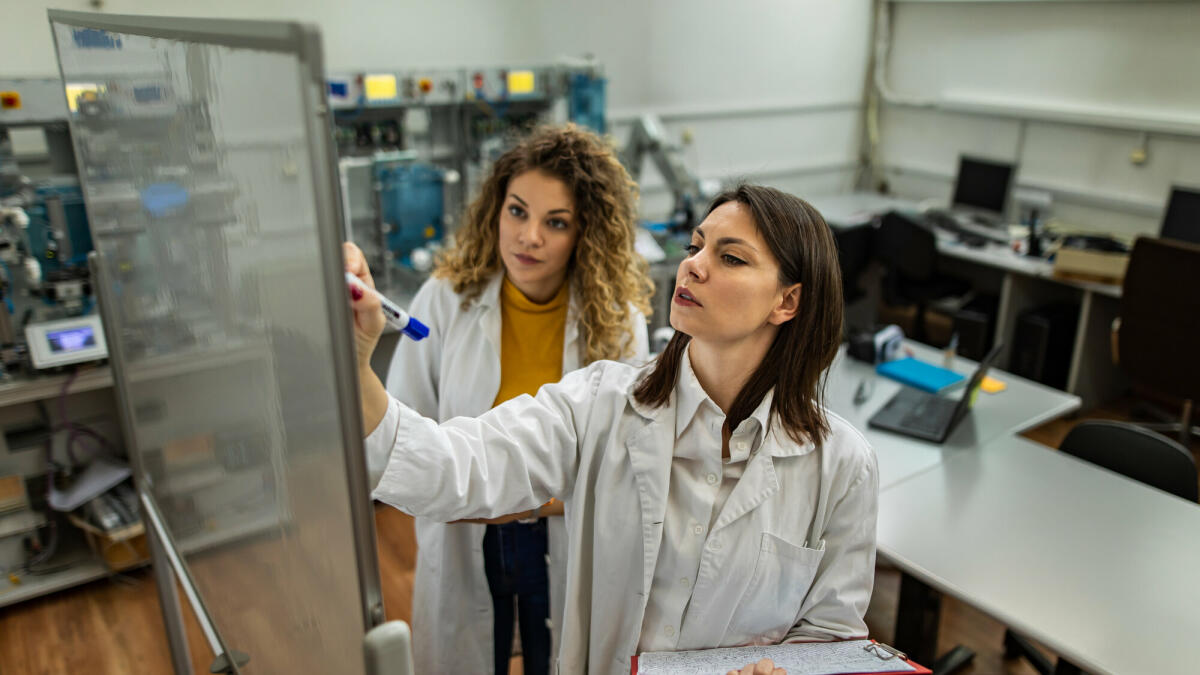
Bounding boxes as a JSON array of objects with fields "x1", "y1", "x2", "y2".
[
  {"x1": 620, "y1": 354, "x2": 817, "y2": 599},
  {"x1": 628, "y1": 345, "x2": 814, "y2": 461},
  {"x1": 674, "y1": 344, "x2": 778, "y2": 462},
  {"x1": 473, "y1": 271, "x2": 582, "y2": 367}
]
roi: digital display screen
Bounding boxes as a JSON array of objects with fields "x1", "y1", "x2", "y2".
[
  {"x1": 1161, "y1": 187, "x2": 1200, "y2": 245},
  {"x1": 952, "y1": 156, "x2": 1014, "y2": 216},
  {"x1": 47, "y1": 326, "x2": 96, "y2": 353}
]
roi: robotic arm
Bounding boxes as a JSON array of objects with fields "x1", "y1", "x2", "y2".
[{"x1": 621, "y1": 114, "x2": 705, "y2": 233}]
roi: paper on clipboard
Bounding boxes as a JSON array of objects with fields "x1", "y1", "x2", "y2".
[{"x1": 634, "y1": 639, "x2": 928, "y2": 675}]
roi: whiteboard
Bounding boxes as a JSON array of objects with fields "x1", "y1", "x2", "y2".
[{"x1": 49, "y1": 12, "x2": 381, "y2": 674}]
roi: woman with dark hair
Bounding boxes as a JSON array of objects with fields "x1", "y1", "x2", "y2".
[
  {"x1": 348, "y1": 183, "x2": 877, "y2": 675},
  {"x1": 356, "y1": 124, "x2": 652, "y2": 675}
]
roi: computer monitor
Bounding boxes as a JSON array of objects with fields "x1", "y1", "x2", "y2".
[
  {"x1": 1160, "y1": 186, "x2": 1200, "y2": 245},
  {"x1": 951, "y1": 155, "x2": 1015, "y2": 218}
]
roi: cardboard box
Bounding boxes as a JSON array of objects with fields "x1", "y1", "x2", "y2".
[
  {"x1": 68, "y1": 514, "x2": 149, "y2": 571},
  {"x1": 1054, "y1": 247, "x2": 1129, "y2": 285}
]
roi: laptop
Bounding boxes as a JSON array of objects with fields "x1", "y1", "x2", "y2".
[{"x1": 868, "y1": 343, "x2": 1003, "y2": 443}]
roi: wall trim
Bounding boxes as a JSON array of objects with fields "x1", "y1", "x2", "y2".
[
  {"x1": 882, "y1": 162, "x2": 1165, "y2": 217},
  {"x1": 609, "y1": 99, "x2": 861, "y2": 125},
  {"x1": 883, "y1": 93, "x2": 1200, "y2": 140},
  {"x1": 639, "y1": 158, "x2": 857, "y2": 194}
]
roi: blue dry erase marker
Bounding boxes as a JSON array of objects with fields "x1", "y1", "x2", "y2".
[{"x1": 345, "y1": 272, "x2": 429, "y2": 341}]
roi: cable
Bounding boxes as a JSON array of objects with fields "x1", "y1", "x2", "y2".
[
  {"x1": 51, "y1": 367, "x2": 114, "y2": 468},
  {"x1": 872, "y1": 1, "x2": 935, "y2": 109}
]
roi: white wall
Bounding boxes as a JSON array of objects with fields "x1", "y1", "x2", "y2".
[
  {"x1": 4, "y1": 0, "x2": 873, "y2": 218},
  {"x1": 528, "y1": 0, "x2": 872, "y2": 216},
  {"x1": 3, "y1": 0, "x2": 544, "y2": 75},
  {"x1": 877, "y1": 0, "x2": 1200, "y2": 237}
]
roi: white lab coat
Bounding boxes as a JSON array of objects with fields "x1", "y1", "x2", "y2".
[
  {"x1": 373, "y1": 273, "x2": 649, "y2": 675},
  {"x1": 368, "y1": 359, "x2": 879, "y2": 675}
]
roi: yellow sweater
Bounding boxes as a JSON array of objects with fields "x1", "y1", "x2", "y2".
[{"x1": 492, "y1": 277, "x2": 569, "y2": 407}]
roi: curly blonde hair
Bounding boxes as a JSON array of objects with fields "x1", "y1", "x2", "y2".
[{"x1": 434, "y1": 124, "x2": 653, "y2": 363}]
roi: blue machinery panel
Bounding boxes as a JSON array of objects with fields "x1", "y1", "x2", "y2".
[{"x1": 374, "y1": 162, "x2": 444, "y2": 269}]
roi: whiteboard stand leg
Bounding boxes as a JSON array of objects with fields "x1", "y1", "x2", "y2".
[
  {"x1": 148, "y1": 524, "x2": 193, "y2": 675},
  {"x1": 365, "y1": 621, "x2": 414, "y2": 675}
]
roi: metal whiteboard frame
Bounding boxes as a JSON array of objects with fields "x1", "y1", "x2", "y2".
[{"x1": 51, "y1": 10, "x2": 385, "y2": 671}]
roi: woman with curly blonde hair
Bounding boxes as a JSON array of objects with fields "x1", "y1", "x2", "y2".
[{"x1": 355, "y1": 124, "x2": 652, "y2": 675}]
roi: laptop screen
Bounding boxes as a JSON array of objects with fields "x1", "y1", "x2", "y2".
[
  {"x1": 1161, "y1": 187, "x2": 1200, "y2": 245},
  {"x1": 952, "y1": 156, "x2": 1014, "y2": 217},
  {"x1": 951, "y1": 343, "x2": 1004, "y2": 421}
]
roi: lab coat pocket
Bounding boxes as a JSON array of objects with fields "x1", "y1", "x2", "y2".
[{"x1": 727, "y1": 532, "x2": 825, "y2": 645}]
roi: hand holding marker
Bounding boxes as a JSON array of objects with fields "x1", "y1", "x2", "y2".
[{"x1": 345, "y1": 272, "x2": 429, "y2": 341}]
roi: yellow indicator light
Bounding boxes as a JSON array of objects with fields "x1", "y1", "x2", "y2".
[
  {"x1": 64, "y1": 83, "x2": 103, "y2": 112},
  {"x1": 507, "y1": 70, "x2": 535, "y2": 95},
  {"x1": 0, "y1": 92, "x2": 20, "y2": 109},
  {"x1": 364, "y1": 74, "x2": 398, "y2": 101}
]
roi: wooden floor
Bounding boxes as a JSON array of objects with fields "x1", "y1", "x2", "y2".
[{"x1": 1, "y1": 397, "x2": 1196, "y2": 674}]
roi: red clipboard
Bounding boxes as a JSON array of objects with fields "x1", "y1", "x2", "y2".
[{"x1": 630, "y1": 639, "x2": 931, "y2": 675}]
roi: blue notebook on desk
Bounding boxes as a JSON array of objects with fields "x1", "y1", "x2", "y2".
[{"x1": 876, "y1": 357, "x2": 964, "y2": 394}]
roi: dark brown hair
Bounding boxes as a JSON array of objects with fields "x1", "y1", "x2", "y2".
[
  {"x1": 633, "y1": 184, "x2": 844, "y2": 445},
  {"x1": 433, "y1": 123, "x2": 653, "y2": 362}
]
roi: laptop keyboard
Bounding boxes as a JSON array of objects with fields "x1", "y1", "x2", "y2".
[{"x1": 899, "y1": 397, "x2": 956, "y2": 435}]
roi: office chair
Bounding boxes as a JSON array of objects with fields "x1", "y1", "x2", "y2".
[
  {"x1": 1112, "y1": 236, "x2": 1200, "y2": 445},
  {"x1": 1004, "y1": 421, "x2": 1198, "y2": 674},
  {"x1": 874, "y1": 212, "x2": 971, "y2": 344},
  {"x1": 834, "y1": 222, "x2": 875, "y2": 306}
]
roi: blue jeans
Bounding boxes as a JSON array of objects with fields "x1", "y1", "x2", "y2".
[{"x1": 483, "y1": 520, "x2": 551, "y2": 675}]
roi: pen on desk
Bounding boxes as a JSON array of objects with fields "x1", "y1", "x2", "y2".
[
  {"x1": 345, "y1": 272, "x2": 429, "y2": 341},
  {"x1": 853, "y1": 377, "x2": 873, "y2": 406}
]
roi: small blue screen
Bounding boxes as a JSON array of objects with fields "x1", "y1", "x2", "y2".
[{"x1": 47, "y1": 326, "x2": 96, "y2": 353}]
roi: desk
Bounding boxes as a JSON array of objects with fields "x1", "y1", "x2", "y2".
[
  {"x1": 825, "y1": 340, "x2": 1080, "y2": 488},
  {"x1": 808, "y1": 192, "x2": 1127, "y2": 410},
  {"x1": 877, "y1": 434, "x2": 1200, "y2": 675}
]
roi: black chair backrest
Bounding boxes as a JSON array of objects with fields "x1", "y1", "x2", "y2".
[
  {"x1": 876, "y1": 212, "x2": 938, "y2": 282},
  {"x1": 1060, "y1": 420, "x2": 1198, "y2": 502},
  {"x1": 834, "y1": 223, "x2": 875, "y2": 303},
  {"x1": 1119, "y1": 236, "x2": 1200, "y2": 402}
]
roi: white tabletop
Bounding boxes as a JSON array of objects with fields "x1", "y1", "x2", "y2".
[
  {"x1": 825, "y1": 341, "x2": 1080, "y2": 488},
  {"x1": 937, "y1": 239, "x2": 1123, "y2": 298},
  {"x1": 805, "y1": 193, "x2": 919, "y2": 228},
  {"x1": 806, "y1": 191, "x2": 1123, "y2": 298},
  {"x1": 877, "y1": 434, "x2": 1200, "y2": 675}
]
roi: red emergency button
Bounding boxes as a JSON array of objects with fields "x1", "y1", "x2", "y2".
[
  {"x1": 0, "y1": 92, "x2": 20, "y2": 109},
  {"x1": 418, "y1": 78, "x2": 433, "y2": 94}
]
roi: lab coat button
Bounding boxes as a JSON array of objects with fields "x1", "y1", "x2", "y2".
[
  {"x1": 736, "y1": 441, "x2": 748, "y2": 451},
  {"x1": 706, "y1": 473, "x2": 718, "y2": 485},
  {"x1": 692, "y1": 524, "x2": 703, "y2": 536},
  {"x1": 679, "y1": 577, "x2": 689, "y2": 587},
  {"x1": 664, "y1": 625, "x2": 675, "y2": 637}
]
